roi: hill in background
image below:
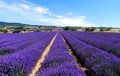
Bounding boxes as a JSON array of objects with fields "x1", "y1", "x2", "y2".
[{"x1": 0, "y1": 21, "x2": 120, "y2": 33}]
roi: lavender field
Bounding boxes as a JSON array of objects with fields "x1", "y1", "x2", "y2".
[{"x1": 0, "y1": 31, "x2": 120, "y2": 76}]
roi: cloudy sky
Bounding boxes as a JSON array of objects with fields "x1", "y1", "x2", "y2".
[{"x1": 0, "y1": 0, "x2": 120, "y2": 27}]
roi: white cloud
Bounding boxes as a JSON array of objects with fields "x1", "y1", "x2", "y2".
[
  {"x1": 20, "y1": 4, "x2": 30, "y2": 10},
  {"x1": 67, "y1": 12, "x2": 74, "y2": 16},
  {"x1": 39, "y1": 16, "x2": 94, "y2": 27},
  {"x1": 33, "y1": 6, "x2": 49, "y2": 14},
  {"x1": 0, "y1": 0, "x2": 95, "y2": 27},
  {"x1": 0, "y1": 1, "x2": 7, "y2": 8}
]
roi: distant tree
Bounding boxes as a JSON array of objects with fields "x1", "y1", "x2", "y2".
[
  {"x1": 84, "y1": 27, "x2": 96, "y2": 32},
  {"x1": 63, "y1": 26, "x2": 70, "y2": 30},
  {"x1": 100, "y1": 27, "x2": 105, "y2": 31},
  {"x1": 106, "y1": 27, "x2": 111, "y2": 31},
  {"x1": 0, "y1": 29, "x2": 8, "y2": 33},
  {"x1": 100, "y1": 27, "x2": 111, "y2": 32},
  {"x1": 63, "y1": 26, "x2": 77, "y2": 31},
  {"x1": 13, "y1": 27, "x2": 25, "y2": 33},
  {"x1": 13, "y1": 29, "x2": 22, "y2": 33}
]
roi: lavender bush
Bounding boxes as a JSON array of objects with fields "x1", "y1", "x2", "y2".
[
  {"x1": 0, "y1": 32, "x2": 56, "y2": 76},
  {"x1": 36, "y1": 33, "x2": 86, "y2": 76},
  {"x1": 62, "y1": 31, "x2": 120, "y2": 76}
]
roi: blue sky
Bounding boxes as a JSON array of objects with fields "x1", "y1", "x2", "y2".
[{"x1": 0, "y1": 0, "x2": 120, "y2": 27}]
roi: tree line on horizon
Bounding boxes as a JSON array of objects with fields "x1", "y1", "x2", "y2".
[
  {"x1": 63, "y1": 26, "x2": 112, "y2": 32},
  {"x1": 0, "y1": 26, "x2": 114, "y2": 33}
]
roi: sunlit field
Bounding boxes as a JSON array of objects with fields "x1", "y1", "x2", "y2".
[{"x1": 0, "y1": 31, "x2": 120, "y2": 76}]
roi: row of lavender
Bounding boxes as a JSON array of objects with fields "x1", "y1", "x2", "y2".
[
  {"x1": 0, "y1": 32, "x2": 53, "y2": 54},
  {"x1": 62, "y1": 31, "x2": 120, "y2": 76},
  {"x1": 0, "y1": 32, "x2": 56, "y2": 76},
  {"x1": 69, "y1": 31, "x2": 120, "y2": 58},
  {"x1": 36, "y1": 33, "x2": 86, "y2": 76},
  {"x1": 76, "y1": 32, "x2": 120, "y2": 43}
]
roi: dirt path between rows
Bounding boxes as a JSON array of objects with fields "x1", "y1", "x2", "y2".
[
  {"x1": 62, "y1": 35, "x2": 88, "y2": 72},
  {"x1": 29, "y1": 33, "x2": 58, "y2": 76}
]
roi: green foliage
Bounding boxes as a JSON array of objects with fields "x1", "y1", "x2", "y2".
[
  {"x1": 13, "y1": 27, "x2": 25, "y2": 33},
  {"x1": 13, "y1": 29, "x2": 25, "y2": 33},
  {"x1": 0, "y1": 65, "x2": 27, "y2": 76},
  {"x1": 12, "y1": 65, "x2": 27, "y2": 76},
  {"x1": 63, "y1": 26, "x2": 70, "y2": 30},
  {"x1": 13, "y1": 29, "x2": 21, "y2": 33},
  {"x1": 0, "y1": 29, "x2": 8, "y2": 33},
  {"x1": 84, "y1": 27, "x2": 96, "y2": 32},
  {"x1": 94, "y1": 63, "x2": 120, "y2": 76},
  {"x1": 63, "y1": 26, "x2": 76, "y2": 31},
  {"x1": 0, "y1": 50, "x2": 11, "y2": 56},
  {"x1": 100, "y1": 27, "x2": 111, "y2": 31}
]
